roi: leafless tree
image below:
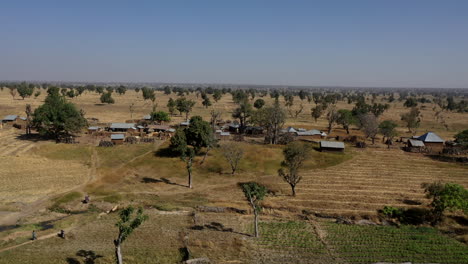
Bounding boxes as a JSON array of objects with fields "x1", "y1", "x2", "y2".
[
  {"x1": 220, "y1": 142, "x2": 244, "y2": 174},
  {"x1": 359, "y1": 113, "x2": 379, "y2": 144}
]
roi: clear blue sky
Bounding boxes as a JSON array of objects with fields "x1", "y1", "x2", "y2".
[{"x1": 1, "y1": 0, "x2": 467, "y2": 88}]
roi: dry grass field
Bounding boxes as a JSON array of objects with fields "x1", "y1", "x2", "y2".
[{"x1": 0, "y1": 88, "x2": 467, "y2": 263}]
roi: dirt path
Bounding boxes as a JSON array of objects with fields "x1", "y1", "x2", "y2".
[{"x1": 0, "y1": 226, "x2": 74, "y2": 253}]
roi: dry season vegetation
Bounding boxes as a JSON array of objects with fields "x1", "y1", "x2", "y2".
[{"x1": 0, "y1": 85, "x2": 467, "y2": 263}]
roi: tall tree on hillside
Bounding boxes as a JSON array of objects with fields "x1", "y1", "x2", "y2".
[
  {"x1": 241, "y1": 182, "x2": 267, "y2": 238},
  {"x1": 278, "y1": 142, "x2": 310, "y2": 196},
  {"x1": 114, "y1": 206, "x2": 148, "y2": 264},
  {"x1": 32, "y1": 87, "x2": 87, "y2": 140},
  {"x1": 170, "y1": 116, "x2": 214, "y2": 187},
  {"x1": 401, "y1": 107, "x2": 421, "y2": 134}
]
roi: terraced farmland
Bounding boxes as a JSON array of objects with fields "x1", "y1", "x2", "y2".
[
  {"x1": 325, "y1": 223, "x2": 468, "y2": 264},
  {"x1": 251, "y1": 221, "x2": 333, "y2": 264},
  {"x1": 263, "y1": 148, "x2": 468, "y2": 216}
]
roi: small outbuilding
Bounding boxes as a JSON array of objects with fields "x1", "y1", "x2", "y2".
[
  {"x1": 320, "y1": 141, "x2": 345, "y2": 152},
  {"x1": 406, "y1": 139, "x2": 426, "y2": 152},
  {"x1": 110, "y1": 123, "x2": 136, "y2": 132},
  {"x1": 88, "y1": 126, "x2": 101, "y2": 134},
  {"x1": 296, "y1": 129, "x2": 326, "y2": 140},
  {"x1": 111, "y1": 134, "x2": 125, "y2": 145},
  {"x1": 2, "y1": 115, "x2": 18, "y2": 124}
]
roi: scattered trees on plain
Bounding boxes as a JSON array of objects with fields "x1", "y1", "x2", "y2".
[
  {"x1": 32, "y1": 87, "x2": 87, "y2": 140},
  {"x1": 220, "y1": 142, "x2": 244, "y2": 174},
  {"x1": 401, "y1": 107, "x2": 421, "y2": 134},
  {"x1": 278, "y1": 142, "x2": 310, "y2": 196},
  {"x1": 114, "y1": 206, "x2": 148, "y2": 264},
  {"x1": 241, "y1": 182, "x2": 267, "y2": 237},
  {"x1": 422, "y1": 182, "x2": 467, "y2": 224},
  {"x1": 100, "y1": 91, "x2": 115, "y2": 104}
]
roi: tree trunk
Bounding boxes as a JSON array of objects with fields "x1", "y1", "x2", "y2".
[
  {"x1": 345, "y1": 126, "x2": 349, "y2": 134},
  {"x1": 291, "y1": 184, "x2": 296, "y2": 196},
  {"x1": 372, "y1": 137, "x2": 375, "y2": 144},
  {"x1": 199, "y1": 147, "x2": 211, "y2": 165},
  {"x1": 254, "y1": 211, "x2": 259, "y2": 238},
  {"x1": 114, "y1": 240, "x2": 123, "y2": 264},
  {"x1": 187, "y1": 169, "x2": 192, "y2": 189}
]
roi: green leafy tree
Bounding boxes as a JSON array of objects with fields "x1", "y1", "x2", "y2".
[
  {"x1": 337, "y1": 109, "x2": 355, "y2": 134},
  {"x1": 17, "y1": 83, "x2": 34, "y2": 99},
  {"x1": 66, "y1": 89, "x2": 76, "y2": 99},
  {"x1": 404, "y1": 97, "x2": 418, "y2": 108},
  {"x1": 176, "y1": 97, "x2": 196, "y2": 120},
  {"x1": 185, "y1": 116, "x2": 214, "y2": 154},
  {"x1": 32, "y1": 87, "x2": 87, "y2": 139},
  {"x1": 116, "y1": 85, "x2": 127, "y2": 95},
  {"x1": 253, "y1": 98, "x2": 265, "y2": 109},
  {"x1": 114, "y1": 206, "x2": 148, "y2": 264},
  {"x1": 34, "y1": 91, "x2": 41, "y2": 99},
  {"x1": 422, "y1": 182, "x2": 468, "y2": 223},
  {"x1": 401, "y1": 107, "x2": 421, "y2": 134},
  {"x1": 213, "y1": 90, "x2": 222, "y2": 102},
  {"x1": 141, "y1": 87, "x2": 156, "y2": 102},
  {"x1": 100, "y1": 91, "x2": 115, "y2": 104},
  {"x1": 311, "y1": 105, "x2": 324, "y2": 122},
  {"x1": 252, "y1": 101, "x2": 286, "y2": 144},
  {"x1": 202, "y1": 96, "x2": 212, "y2": 108},
  {"x1": 170, "y1": 128, "x2": 196, "y2": 188},
  {"x1": 151, "y1": 111, "x2": 170, "y2": 124},
  {"x1": 232, "y1": 100, "x2": 253, "y2": 133},
  {"x1": 278, "y1": 142, "x2": 310, "y2": 196},
  {"x1": 96, "y1": 86, "x2": 104, "y2": 94},
  {"x1": 167, "y1": 98, "x2": 176, "y2": 116},
  {"x1": 454, "y1": 129, "x2": 468, "y2": 147},
  {"x1": 379, "y1": 120, "x2": 398, "y2": 148},
  {"x1": 241, "y1": 182, "x2": 267, "y2": 237}
]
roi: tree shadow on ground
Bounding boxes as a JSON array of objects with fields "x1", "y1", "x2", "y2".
[
  {"x1": 401, "y1": 199, "x2": 422, "y2": 205},
  {"x1": 141, "y1": 176, "x2": 186, "y2": 187},
  {"x1": 15, "y1": 133, "x2": 52, "y2": 143},
  {"x1": 191, "y1": 222, "x2": 250, "y2": 236},
  {"x1": 154, "y1": 147, "x2": 179, "y2": 158},
  {"x1": 66, "y1": 250, "x2": 103, "y2": 264}
]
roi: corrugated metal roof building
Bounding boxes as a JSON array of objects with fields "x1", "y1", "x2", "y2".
[{"x1": 320, "y1": 141, "x2": 345, "y2": 152}]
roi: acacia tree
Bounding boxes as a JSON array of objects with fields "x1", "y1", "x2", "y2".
[
  {"x1": 379, "y1": 120, "x2": 398, "y2": 148},
  {"x1": 278, "y1": 142, "x2": 310, "y2": 196},
  {"x1": 167, "y1": 98, "x2": 176, "y2": 116},
  {"x1": 252, "y1": 101, "x2": 286, "y2": 144},
  {"x1": 100, "y1": 91, "x2": 115, "y2": 104},
  {"x1": 32, "y1": 87, "x2": 87, "y2": 140},
  {"x1": 232, "y1": 100, "x2": 253, "y2": 133},
  {"x1": 176, "y1": 97, "x2": 196, "y2": 120},
  {"x1": 401, "y1": 107, "x2": 421, "y2": 134},
  {"x1": 337, "y1": 109, "x2": 354, "y2": 134},
  {"x1": 326, "y1": 107, "x2": 340, "y2": 134},
  {"x1": 114, "y1": 206, "x2": 148, "y2": 264},
  {"x1": 170, "y1": 116, "x2": 213, "y2": 187},
  {"x1": 422, "y1": 182, "x2": 467, "y2": 224},
  {"x1": 241, "y1": 182, "x2": 267, "y2": 237},
  {"x1": 220, "y1": 142, "x2": 244, "y2": 174}
]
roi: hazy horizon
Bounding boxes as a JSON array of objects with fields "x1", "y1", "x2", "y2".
[{"x1": 1, "y1": 1, "x2": 468, "y2": 88}]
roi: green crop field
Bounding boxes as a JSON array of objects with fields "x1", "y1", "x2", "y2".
[{"x1": 325, "y1": 223, "x2": 468, "y2": 264}]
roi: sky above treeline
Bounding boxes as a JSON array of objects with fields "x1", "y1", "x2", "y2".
[{"x1": 1, "y1": 1, "x2": 467, "y2": 88}]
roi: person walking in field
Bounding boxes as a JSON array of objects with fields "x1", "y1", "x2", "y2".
[{"x1": 32, "y1": 230, "x2": 37, "y2": 240}]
